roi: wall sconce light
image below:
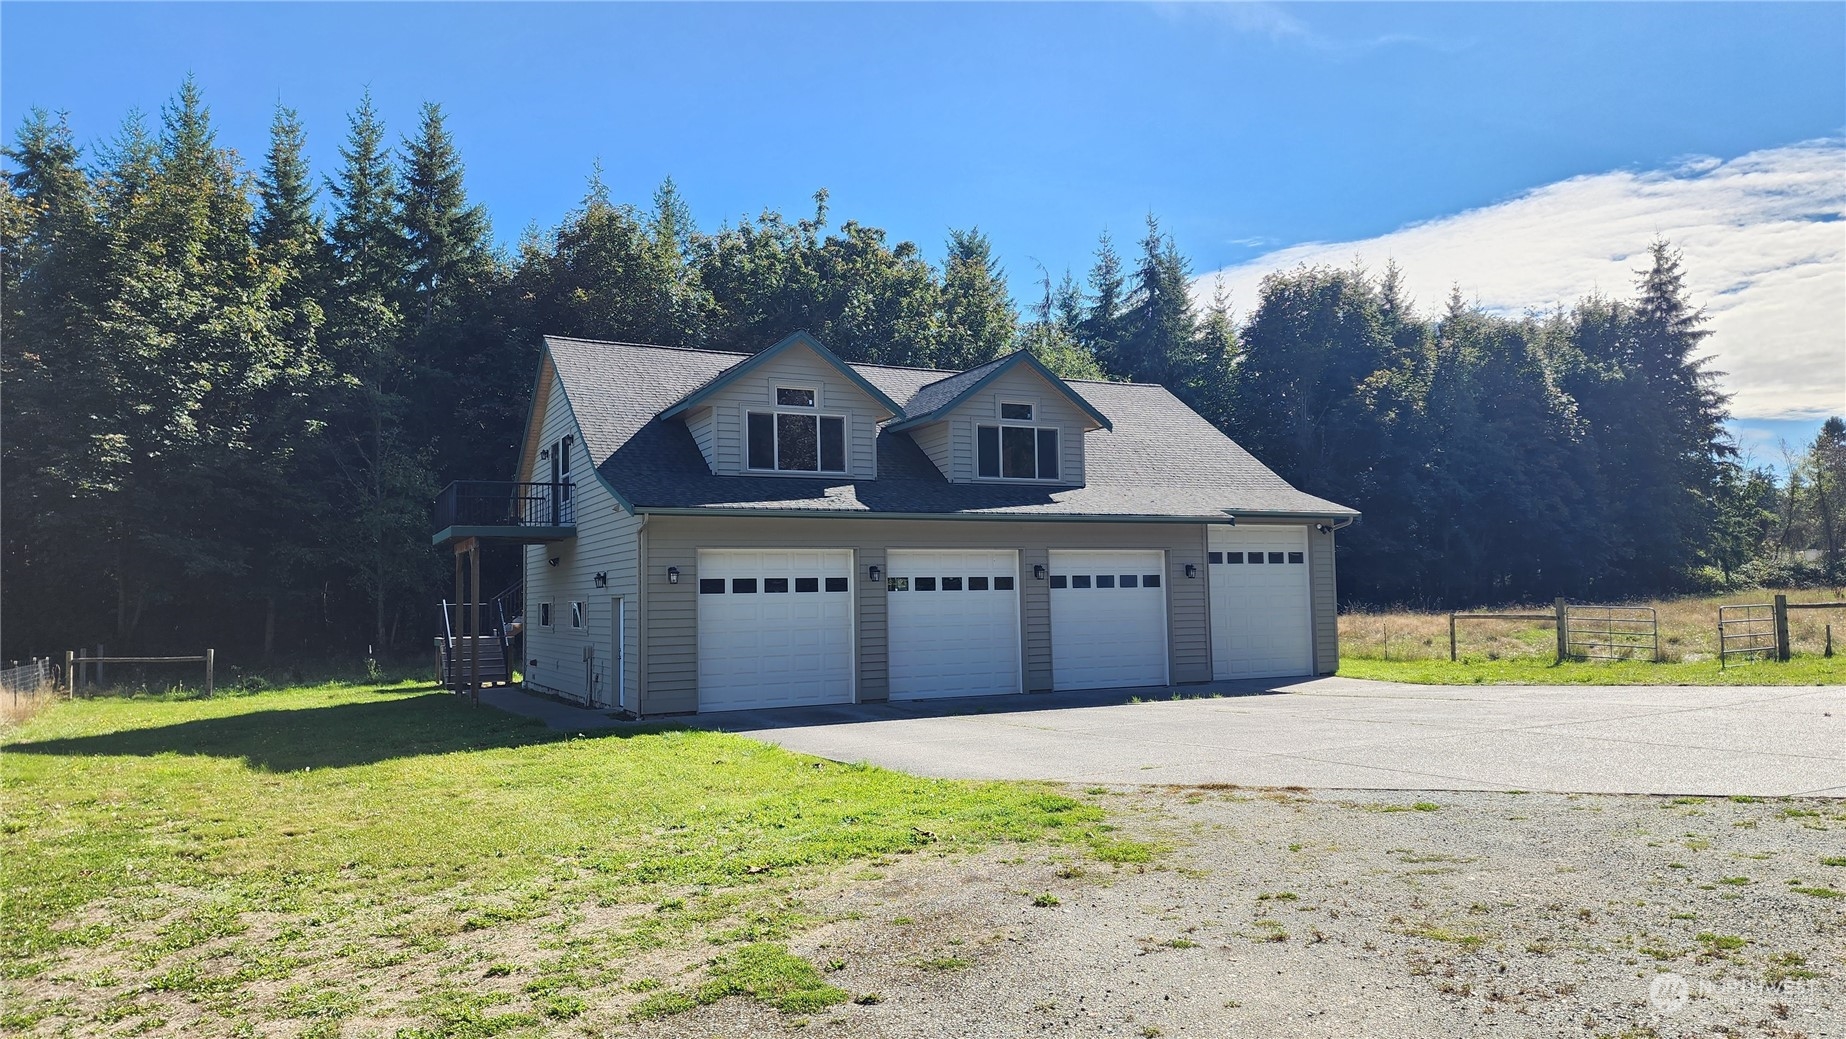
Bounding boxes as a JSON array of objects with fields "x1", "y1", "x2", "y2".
[
  {"x1": 666, "y1": 566, "x2": 680, "y2": 585},
  {"x1": 869, "y1": 564, "x2": 882, "y2": 583},
  {"x1": 593, "y1": 572, "x2": 608, "y2": 588},
  {"x1": 539, "y1": 448, "x2": 549, "y2": 460},
  {"x1": 1184, "y1": 563, "x2": 1198, "y2": 579},
  {"x1": 1315, "y1": 523, "x2": 1332, "y2": 534},
  {"x1": 528, "y1": 658, "x2": 538, "y2": 668},
  {"x1": 1033, "y1": 564, "x2": 1047, "y2": 580},
  {"x1": 548, "y1": 557, "x2": 560, "y2": 567}
]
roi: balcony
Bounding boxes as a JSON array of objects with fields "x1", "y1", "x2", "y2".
[{"x1": 432, "y1": 481, "x2": 577, "y2": 547}]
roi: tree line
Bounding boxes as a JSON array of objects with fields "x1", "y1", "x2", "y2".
[{"x1": 3, "y1": 81, "x2": 1837, "y2": 661}]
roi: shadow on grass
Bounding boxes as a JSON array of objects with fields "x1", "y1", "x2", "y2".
[{"x1": 2, "y1": 691, "x2": 676, "y2": 771}]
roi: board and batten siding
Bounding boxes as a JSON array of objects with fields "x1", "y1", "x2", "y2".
[
  {"x1": 931, "y1": 365, "x2": 1089, "y2": 485},
  {"x1": 697, "y1": 345, "x2": 883, "y2": 479},
  {"x1": 638, "y1": 515, "x2": 1210, "y2": 715},
  {"x1": 521, "y1": 368, "x2": 642, "y2": 708}
]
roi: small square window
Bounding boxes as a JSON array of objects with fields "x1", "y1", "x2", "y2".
[
  {"x1": 942, "y1": 576, "x2": 963, "y2": 591},
  {"x1": 698, "y1": 579, "x2": 725, "y2": 595},
  {"x1": 1269, "y1": 552, "x2": 1285, "y2": 564},
  {"x1": 1225, "y1": 552, "x2": 1243, "y2": 563},
  {"x1": 1072, "y1": 575, "x2": 1092, "y2": 589},
  {"x1": 1120, "y1": 574, "x2": 1138, "y2": 588},
  {"x1": 764, "y1": 578, "x2": 789, "y2": 593},
  {"x1": 1049, "y1": 575, "x2": 1067, "y2": 589},
  {"x1": 1143, "y1": 574, "x2": 1161, "y2": 587},
  {"x1": 1000, "y1": 401, "x2": 1034, "y2": 421},
  {"x1": 732, "y1": 578, "x2": 758, "y2": 593},
  {"x1": 969, "y1": 576, "x2": 990, "y2": 591},
  {"x1": 887, "y1": 577, "x2": 909, "y2": 592},
  {"x1": 1288, "y1": 552, "x2": 1305, "y2": 564},
  {"x1": 915, "y1": 576, "x2": 937, "y2": 591},
  {"x1": 1096, "y1": 574, "x2": 1115, "y2": 588},
  {"x1": 995, "y1": 575, "x2": 1014, "y2": 590},
  {"x1": 795, "y1": 577, "x2": 819, "y2": 592},
  {"x1": 824, "y1": 577, "x2": 849, "y2": 592},
  {"x1": 776, "y1": 387, "x2": 815, "y2": 407},
  {"x1": 1208, "y1": 552, "x2": 1223, "y2": 564}
]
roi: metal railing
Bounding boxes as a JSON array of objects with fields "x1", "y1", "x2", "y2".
[
  {"x1": 432, "y1": 481, "x2": 574, "y2": 532},
  {"x1": 1564, "y1": 605, "x2": 1660, "y2": 661}
]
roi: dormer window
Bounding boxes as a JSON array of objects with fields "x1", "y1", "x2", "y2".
[
  {"x1": 748, "y1": 409, "x2": 847, "y2": 473},
  {"x1": 977, "y1": 419, "x2": 1060, "y2": 481},
  {"x1": 1000, "y1": 401, "x2": 1034, "y2": 421},
  {"x1": 776, "y1": 386, "x2": 816, "y2": 408}
]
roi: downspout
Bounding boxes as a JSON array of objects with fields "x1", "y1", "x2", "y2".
[{"x1": 633, "y1": 512, "x2": 649, "y2": 720}]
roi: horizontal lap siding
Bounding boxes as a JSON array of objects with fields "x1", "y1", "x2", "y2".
[
  {"x1": 698, "y1": 347, "x2": 884, "y2": 479},
  {"x1": 640, "y1": 516, "x2": 1212, "y2": 715},
  {"x1": 524, "y1": 372, "x2": 642, "y2": 707},
  {"x1": 1311, "y1": 525, "x2": 1338, "y2": 673}
]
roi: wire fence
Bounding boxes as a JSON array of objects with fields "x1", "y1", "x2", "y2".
[{"x1": 1, "y1": 657, "x2": 59, "y2": 722}]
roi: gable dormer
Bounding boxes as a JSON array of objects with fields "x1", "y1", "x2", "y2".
[
  {"x1": 889, "y1": 352, "x2": 1111, "y2": 487},
  {"x1": 658, "y1": 331, "x2": 902, "y2": 480}
]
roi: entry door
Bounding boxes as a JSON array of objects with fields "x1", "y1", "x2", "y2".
[
  {"x1": 1209, "y1": 526, "x2": 1314, "y2": 679},
  {"x1": 1049, "y1": 550, "x2": 1169, "y2": 690},
  {"x1": 696, "y1": 549, "x2": 854, "y2": 711},
  {"x1": 610, "y1": 596, "x2": 626, "y2": 710},
  {"x1": 886, "y1": 549, "x2": 1021, "y2": 699}
]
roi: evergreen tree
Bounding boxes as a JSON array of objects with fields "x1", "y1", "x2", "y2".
[
  {"x1": 1117, "y1": 214, "x2": 1196, "y2": 386},
  {"x1": 399, "y1": 101, "x2": 490, "y2": 316},
  {"x1": 1077, "y1": 231, "x2": 1125, "y2": 373},
  {"x1": 934, "y1": 227, "x2": 1016, "y2": 370}
]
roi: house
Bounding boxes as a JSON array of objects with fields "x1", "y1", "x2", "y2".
[{"x1": 431, "y1": 331, "x2": 1358, "y2": 715}]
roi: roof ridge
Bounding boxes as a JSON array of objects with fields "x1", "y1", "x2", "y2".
[{"x1": 545, "y1": 336, "x2": 753, "y2": 359}]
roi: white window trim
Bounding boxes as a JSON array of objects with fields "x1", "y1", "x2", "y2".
[
  {"x1": 975, "y1": 421, "x2": 1063, "y2": 482},
  {"x1": 998, "y1": 398, "x2": 1037, "y2": 421},
  {"x1": 568, "y1": 600, "x2": 586, "y2": 631},
  {"x1": 745, "y1": 407, "x2": 851, "y2": 475},
  {"x1": 538, "y1": 601, "x2": 554, "y2": 630},
  {"x1": 772, "y1": 383, "x2": 820, "y2": 409}
]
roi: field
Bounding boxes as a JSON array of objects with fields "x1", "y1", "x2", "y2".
[
  {"x1": 1339, "y1": 589, "x2": 1845, "y2": 686},
  {"x1": 0, "y1": 683, "x2": 1116, "y2": 1036}
]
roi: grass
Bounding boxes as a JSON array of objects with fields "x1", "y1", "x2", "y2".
[
  {"x1": 1339, "y1": 588, "x2": 1845, "y2": 685},
  {"x1": 0, "y1": 681, "x2": 1110, "y2": 1034}
]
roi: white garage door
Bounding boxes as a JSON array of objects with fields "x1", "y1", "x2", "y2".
[
  {"x1": 1209, "y1": 526, "x2": 1314, "y2": 680},
  {"x1": 1049, "y1": 550, "x2": 1169, "y2": 690},
  {"x1": 696, "y1": 549, "x2": 854, "y2": 711},
  {"x1": 886, "y1": 549, "x2": 1021, "y2": 700}
]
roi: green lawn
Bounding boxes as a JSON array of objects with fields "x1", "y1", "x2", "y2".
[
  {"x1": 1339, "y1": 653, "x2": 1845, "y2": 686},
  {"x1": 0, "y1": 683, "x2": 1112, "y2": 1035}
]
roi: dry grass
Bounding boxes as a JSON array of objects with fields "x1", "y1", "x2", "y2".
[
  {"x1": 1340, "y1": 588, "x2": 1846, "y2": 663},
  {"x1": 0, "y1": 691, "x2": 58, "y2": 729}
]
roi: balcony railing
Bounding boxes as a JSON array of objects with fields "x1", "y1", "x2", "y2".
[{"x1": 432, "y1": 481, "x2": 575, "y2": 544}]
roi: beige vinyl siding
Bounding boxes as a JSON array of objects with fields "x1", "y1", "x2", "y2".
[
  {"x1": 686, "y1": 406, "x2": 716, "y2": 468},
  {"x1": 1310, "y1": 524, "x2": 1339, "y2": 673},
  {"x1": 910, "y1": 421, "x2": 951, "y2": 479},
  {"x1": 639, "y1": 516, "x2": 1209, "y2": 714},
  {"x1": 934, "y1": 365, "x2": 1087, "y2": 485},
  {"x1": 521, "y1": 370, "x2": 643, "y2": 707},
  {"x1": 697, "y1": 344, "x2": 883, "y2": 479}
]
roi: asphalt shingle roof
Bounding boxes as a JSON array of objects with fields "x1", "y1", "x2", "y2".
[{"x1": 545, "y1": 336, "x2": 1357, "y2": 521}]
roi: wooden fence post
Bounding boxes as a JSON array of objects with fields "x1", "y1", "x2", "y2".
[
  {"x1": 96, "y1": 644, "x2": 105, "y2": 688},
  {"x1": 64, "y1": 650, "x2": 74, "y2": 694},
  {"x1": 1554, "y1": 598, "x2": 1569, "y2": 663},
  {"x1": 1448, "y1": 614, "x2": 1457, "y2": 662},
  {"x1": 205, "y1": 649, "x2": 215, "y2": 698},
  {"x1": 1773, "y1": 594, "x2": 1791, "y2": 661}
]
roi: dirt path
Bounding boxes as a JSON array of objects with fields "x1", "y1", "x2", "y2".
[{"x1": 632, "y1": 788, "x2": 1845, "y2": 1039}]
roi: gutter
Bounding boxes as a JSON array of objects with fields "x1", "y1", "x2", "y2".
[{"x1": 633, "y1": 507, "x2": 1359, "y2": 525}]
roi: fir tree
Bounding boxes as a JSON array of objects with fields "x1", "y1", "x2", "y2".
[{"x1": 934, "y1": 227, "x2": 1016, "y2": 370}]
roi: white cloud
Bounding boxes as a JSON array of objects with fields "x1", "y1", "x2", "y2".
[{"x1": 1195, "y1": 140, "x2": 1846, "y2": 422}]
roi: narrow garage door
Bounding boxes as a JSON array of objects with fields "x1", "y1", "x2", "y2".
[
  {"x1": 1049, "y1": 550, "x2": 1168, "y2": 690},
  {"x1": 1209, "y1": 526, "x2": 1314, "y2": 680},
  {"x1": 696, "y1": 549, "x2": 854, "y2": 711},
  {"x1": 886, "y1": 549, "x2": 1021, "y2": 699}
]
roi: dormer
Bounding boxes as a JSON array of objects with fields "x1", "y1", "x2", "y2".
[
  {"x1": 658, "y1": 331, "x2": 903, "y2": 480},
  {"x1": 888, "y1": 352, "x2": 1111, "y2": 486}
]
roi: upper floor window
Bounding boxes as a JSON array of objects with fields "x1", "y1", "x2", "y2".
[
  {"x1": 776, "y1": 386, "x2": 816, "y2": 407},
  {"x1": 1000, "y1": 401, "x2": 1034, "y2": 421},
  {"x1": 977, "y1": 423, "x2": 1060, "y2": 480},
  {"x1": 748, "y1": 411, "x2": 847, "y2": 473}
]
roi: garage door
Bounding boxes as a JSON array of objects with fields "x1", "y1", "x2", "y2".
[
  {"x1": 696, "y1": 549, "x2": 854, "y2": 711},
  {"x1": 886, "y1": 549, "x2": 1021, "y2": 699},
  {"x1": 1049, "y1": 550, "x2": 1168, "y2": 690},
  {"x1": 1209, "y1": 526, "x2": 1313, "y2": 679}
]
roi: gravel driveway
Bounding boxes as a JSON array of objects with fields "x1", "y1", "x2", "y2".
[{"x1": 706, "y1": 678, "x2": 1846, "y2": 796}]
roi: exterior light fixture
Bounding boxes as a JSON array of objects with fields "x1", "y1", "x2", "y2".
[
  {"x1": 1184, "y1": 563, "x2": 1198, "y2": 578},
  {"x1": 593, "y1": 572, "x2": 608, "y2": 588},
  {"x1": 548, "y1": 557, "x2": 560, "y2": 567},
  {"x1": 666, "y1": 566, "x2": 680, "y2": 585},
  {"x1": 1033, "y1": 564, "x2": 1047, "y2": 580},
  {"x1": 869, "y1": 564, "x2": 882, "y2": 582},
  {"x1": 1316, "y1": 523, "x2": 1332, "y2": 534}
]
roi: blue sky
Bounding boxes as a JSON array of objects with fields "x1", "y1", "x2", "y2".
[{"x1": 4, "y1": 2, "x2": 1842, "y2": 447}]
